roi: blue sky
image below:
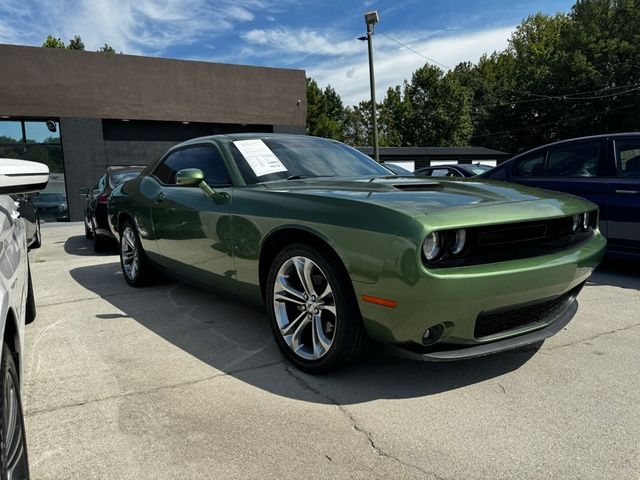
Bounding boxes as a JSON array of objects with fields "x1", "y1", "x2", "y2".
[{"x1": 0, "y1": 0, "x2": 575, "y2": 105}]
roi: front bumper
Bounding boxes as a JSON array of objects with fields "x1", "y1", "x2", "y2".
[
  {"x1": 377, "y1": 291, "x2": 577, "y2": 361},
  {"x1": 354, "y1": 229, "x2": 606, "y2": 350}
]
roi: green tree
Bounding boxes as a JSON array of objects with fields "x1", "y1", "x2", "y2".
[
  {"x1": 98, "y1": 43, "x2": 116, "y2": 53},
  {"x1": 42, "y1": 35, "x2": 65, "y2": 48},
  {"x1": 305, "y1": 78, "x2": 346, "y2": 141},
  {"x1": 67, "y1": 35, "x2": 85, "y2": 50},
  {"x1": 402, "y1": 64, "x2": 473, "y2": 146}
]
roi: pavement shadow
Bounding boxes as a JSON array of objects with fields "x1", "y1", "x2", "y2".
[
  {"x1": 64, "y1": 235, "x2": 118, "y2": 257},
  {"x1": 588, "y1": 257, "x2": 640, "y2": 291},
  {"x1": 69, "y1": 261, "x2": 540, "y2": 405}
]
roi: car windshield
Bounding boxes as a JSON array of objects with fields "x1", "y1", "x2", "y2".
[
  {"x1": 229, "y1": 136, "x2": 390, "y2": 184},
  {"x1": 109, "y1": 170, "x2": 142, "y2": 187},
  {"x1": 467, "y1": 164, "x2": 492, "y2": 175}
]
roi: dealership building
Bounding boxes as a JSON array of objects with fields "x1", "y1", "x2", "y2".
[{"x1": 0, "y1": 44, "x2": 306, "y2": 221}]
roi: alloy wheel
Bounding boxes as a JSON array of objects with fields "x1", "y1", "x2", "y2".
[
  {"x1": 121, "y1": 226, "x2": 139, "y2": 281},
  {"x1": 272, "y1": 256, "x2": 337, "y2": 360}
]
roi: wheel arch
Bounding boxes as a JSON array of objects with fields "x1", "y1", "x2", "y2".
[
  {"x1": 3, "y1": 308, "x2": 21, "y2": 377},
  {"x1": 258, "y1": 226, "x2": 352, "y2": 302}
]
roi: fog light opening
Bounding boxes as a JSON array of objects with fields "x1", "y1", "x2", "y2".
[{"x1": 422, "y1": 324, "x2": 444, "y2": 346}]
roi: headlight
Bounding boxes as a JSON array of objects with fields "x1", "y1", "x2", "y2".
[
  {"x1": 422, "y1": 232, "x2": 441, "y2": 261},
  {"x1": 571, "y1": 214, "x2": 580, "y2": 232},
  {"x1": 451, "y1": 229, "x2": 467, "y2": 255}
]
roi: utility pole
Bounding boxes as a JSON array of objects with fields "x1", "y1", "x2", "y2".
[{"x1": 360, "y1": 11, "x2": 380, "y2": 163}]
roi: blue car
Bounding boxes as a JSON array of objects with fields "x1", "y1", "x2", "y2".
[{"x1": 482, "y1": 133, "x2": 640, "y2": 259}]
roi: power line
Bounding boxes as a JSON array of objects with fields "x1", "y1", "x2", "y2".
[
  {"x1": 377, "y1": 30, "x2": 640, "y2": 103},
  {"x1": 377, "y1": 31, "x2": 451, "y2": 70},
  {"x1": 470, "y1": 102, "x2": 636, "y2": 140}
]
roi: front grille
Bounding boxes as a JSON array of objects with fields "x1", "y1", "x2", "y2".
[
  {"x1": 474, "y1": 285, "x2": 582, "y2": 338},
  {"x1": 429, "y1": 212, "x2": 598, "y2": 268}
]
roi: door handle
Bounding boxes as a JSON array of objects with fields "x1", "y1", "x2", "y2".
[
  {"x1": 615, "y1": 189, "x2": 639, "y2": 194},
  {"x1": 155, "y1": 192, "x2": 166, "y2": 204}
]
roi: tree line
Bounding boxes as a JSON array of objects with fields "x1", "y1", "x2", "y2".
[
  {"x1": 306, "y1": 0, "x2": 640, "y2": 154},
  {"x1": 42, "y1": 35, "x2": 116, "y2": 53}
]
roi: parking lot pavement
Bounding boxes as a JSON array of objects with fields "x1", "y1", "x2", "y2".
[{"x1": 24, "y1": 224, "x2": 639, "y2": 480}]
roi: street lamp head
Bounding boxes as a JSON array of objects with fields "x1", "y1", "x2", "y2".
[
  {"x1": 364, "y1": 10, "x2": 379, "y2": 26},
  {"x1": 357, "y1": 36, "x2": 368, "y2": 41}
]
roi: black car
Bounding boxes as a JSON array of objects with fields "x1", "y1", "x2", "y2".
[
  {"x1": 415, "y1": 163, "x2": 493, "y2": 178},
  {"x1": 82, "y1": 166, "x2": 144, "y2": 251},
  {"x1": 31, "y1": 192, "x2": 69, "y2": 222},
  {"x1": 481, "y1": 133, "x2": 640, "y2": 259},
  {"x1": 13, "y1": 194, "x2": 41, "y2": 249},
  {"x1": 383, "y1": 163, "x2": 414, "y2": 175}
]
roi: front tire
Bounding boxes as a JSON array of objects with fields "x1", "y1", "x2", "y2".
[
  {"x1": 266, "y1": 244, "x2": 366, "y2": 373},
  {"x1": 119, "y1": 220, "x2": 152, "y2": 287},
  {"x1": 0, "y1": 342, "x2": 29, "y2": 480}
]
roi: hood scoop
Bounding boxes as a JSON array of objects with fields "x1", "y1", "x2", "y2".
[{"x1": 392, "y1": 181, "x2": 441, "y2": 191}]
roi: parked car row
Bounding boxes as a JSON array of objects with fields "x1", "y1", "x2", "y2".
[{"x1": 81, "y1": 165, "x2": 145, "y2": 252}]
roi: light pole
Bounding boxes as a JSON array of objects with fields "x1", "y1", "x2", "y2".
[{"x1": 360, "y1": 11, "x2": 380, "y2": 163}]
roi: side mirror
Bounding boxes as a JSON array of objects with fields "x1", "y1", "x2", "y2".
[
  {"x1": 79, "y1": 187, "x2": 89, "y2": 196},
  {"x1": 0, "y1": 159, "x2": 49, "y2": 194},
  {"x1": 175, "y1": 168, "x2": 204, "y2": 187}
]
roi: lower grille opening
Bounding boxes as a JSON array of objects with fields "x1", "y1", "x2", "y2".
[{"x1": 474, "y1": 284, "x2": 583, "y2": 338}]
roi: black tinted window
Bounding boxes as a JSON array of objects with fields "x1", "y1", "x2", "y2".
[
  {"x1": 546, "y1": 141, "x2": 601, "y2": 177},
  {"x1": 615, "y1": 139, "x2": 640, "y2": 177},
  {"x1": 154, "y1": 146, "x2": 230, "y2": 186},
  {"x1": 514, "y1": 152, "x2": 545, "y2": 177},
  {"x1": 109, "y1": 170, "x2": 142, "y2": 187}
]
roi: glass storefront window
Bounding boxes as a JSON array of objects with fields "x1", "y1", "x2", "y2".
[
  {"x1": 24, "y1": 121, "x2": 60, "y2": 144},
  {"x1": 0, "y1": 121, "x2": 23, "y2": 143},
  {"x1": 1, "y1": 119, "x2": 68, "y2": 222}
]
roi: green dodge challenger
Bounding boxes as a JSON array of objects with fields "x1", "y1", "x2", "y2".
[{"x1": 108, "y1": 134, "x2": 606, "y2": 372}]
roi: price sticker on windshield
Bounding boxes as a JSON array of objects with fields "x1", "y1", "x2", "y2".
[{"x1": 234, "y1": 139, "x2": 287, "y2": 177}]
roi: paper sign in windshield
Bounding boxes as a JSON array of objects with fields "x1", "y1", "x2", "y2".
[{"x1": 234, "y1": 139, "x2": 287, "y2": 177}]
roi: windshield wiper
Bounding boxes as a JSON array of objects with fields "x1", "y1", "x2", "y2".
[{"x1": 286, "y1": 175, "x2": 308, "y2": 180}]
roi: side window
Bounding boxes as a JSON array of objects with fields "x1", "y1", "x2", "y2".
[
  {"x1": 446, "y1": 168, "x2": 460, "y2": 177},
  {"x1": 615, "y1": 139, "x2": 640, "y2": 177},
  {"x1": 430, "y1": 168, "x2": 449, "y2": 177},
  {"x1": 179, "y1": 146, "x2": 231, "y2": 186},
  {"x1": 514, "y1": 152, "x2": 546, "y2": 177},
  {"x1": 93, "y1": 175, "x2": 105, "y2": 192},
  {"x1": 153, "y1": 150, "x2": 182, "y2": 184},
  {"x1": 546, "y1": 141, "x2": 601, "y2": 177}
]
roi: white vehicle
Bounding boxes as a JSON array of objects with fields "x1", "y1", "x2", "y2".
[{"x1": 0, "y1": 158, "x2": 49, "y2": 479}]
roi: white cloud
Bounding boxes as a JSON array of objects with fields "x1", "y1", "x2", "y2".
[
  {"x1": 237, "y1": 23, "x2": 514, "y2": 105},
  {"x1": 308, "y1": 26, "x2": 515, "y2": 105},
  {"x1": 242, "y1": 27, "x2": 363, "y2": 56},
  {"x1": 0, "y1": 0, "x2": 278, "y2": 54}
]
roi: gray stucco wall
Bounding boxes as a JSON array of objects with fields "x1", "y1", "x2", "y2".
[
  {"x1": 60, "y1": 118, "x2": 106, "y2": 222},
  {"x1": 0, "y1": 44, "x2": 306, "y2": 128}
]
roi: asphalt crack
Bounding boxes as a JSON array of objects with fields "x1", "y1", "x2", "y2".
[
  {"x1": 284, "y1": 364, "x2": 447, "y2": 480},
  {"x1": 546, "y1": 322, "x2": 640, "y2": 351},
  {"x1": 25, "y1": 360, "x2": 284, "y2": 417}
]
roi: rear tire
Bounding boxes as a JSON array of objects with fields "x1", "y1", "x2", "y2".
[
  {"x1": 0, "y1": 342, "x2": 29, "y2": 480},
  {"x1": 266, "y1": 243, "x2": 366, "y2": 374},
  {"x1": 119, "y1": 220, "x2": 152, "y2": 287}
]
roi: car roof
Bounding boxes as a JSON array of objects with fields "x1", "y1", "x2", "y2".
[{"x1": 512, "y1": 132, "x2": 640, "y2": 158}]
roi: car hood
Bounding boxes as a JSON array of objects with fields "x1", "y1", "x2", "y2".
[{"x1": 261, "y1": 176, "x2": 576, "y2": 216}]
